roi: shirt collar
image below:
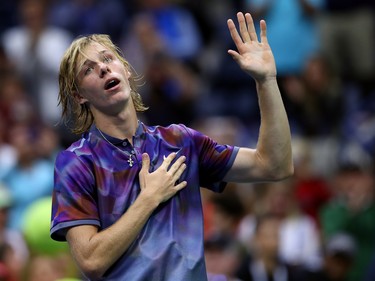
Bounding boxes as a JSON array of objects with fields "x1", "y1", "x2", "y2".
[{"x1": 90, "y1": 120, "x2": 145, "y2": 144}]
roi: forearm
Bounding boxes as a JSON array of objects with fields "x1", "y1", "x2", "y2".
[
  {"x1": 67, "y1": 192, "x2": 159, "y2": 279},
  {"x1": 255, "y1": 77, "x2": 293, "y2": 179}
]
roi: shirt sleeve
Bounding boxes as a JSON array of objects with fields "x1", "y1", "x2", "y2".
[
  {"x1": 50, "y1": 150, "x2": 100, "y2": 241},
  {"x1": 184, "y1": 126, "x2": 239, "y2": 193}
]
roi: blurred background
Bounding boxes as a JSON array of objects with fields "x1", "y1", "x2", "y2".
[{"x1": 0, "y1": 0, "x2": 374, "y2": 280}]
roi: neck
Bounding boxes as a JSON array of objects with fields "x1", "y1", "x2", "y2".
[{"x1": 94, "y1": 108, "x2": 138, "y2": 142}]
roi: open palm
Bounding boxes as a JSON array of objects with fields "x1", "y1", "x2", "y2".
[{"x1": 227, "y1": 12, "x2": 276, "y2": 82}]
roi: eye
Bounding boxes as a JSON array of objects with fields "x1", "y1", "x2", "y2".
[
  {"x1": 103, "y1": 56, "x2": 112, "y2": 63},
  {"x1": 84, "y1": 66, "x2": 93, "y2": 75}
]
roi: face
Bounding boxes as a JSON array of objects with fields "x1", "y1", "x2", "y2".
[{"x1": 75, "y1": 42, "x2": 132, "y2": 116}]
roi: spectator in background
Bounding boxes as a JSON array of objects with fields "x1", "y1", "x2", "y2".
[
  {"x1": 245, "y1": 0, "x2": 323, "y2": 77},
  {"x1": 122, "y1": 0, "x2": 202, "y2": 69},
  {"x1": 320, "y1": 163, "x2": 375, "y2": 281},
  {"x1": 208, "y1": 192, "x2": 245, "y2": 240},
  {"x1": 138, "y1": 52, "x2": 201, "y2": 126},
  {"x1": 291, "y1": 137, "x2": 332, "y2": 227},
  {"x1": 0, "y1": 73, "x2": 36, "y2": 130},
  {"x1": 268, "y1": 180, "x2": 322, "y2": 271},
  {"x1": 0, "y1": 73, "x2": 35, "y2": 181},
  {"x1": 236, "y1": 213, "x2": 308, "y2": 281},
  {"x1": 48, "y1": 0, "x2": 127, "y2": 44},
  {"x1": 239, "y1": 180, "x2": 323, "y2": 271},
  {"x1": 306, "y1": 233, "x2": 357, "y2": 281},
  {"x1": 1, "y1": 0, "x2": 72, "y2": 126},
  {"x1": 1, "y1": 124, "x2": 54, "y2": 231},
  {"x1": 120, "y1": 0, "x2": 203, "y2": 126},
  {"x1": 242, "y1": 0, "x2": 325, "y2": 137},
  {"x1": 281, "y1": 55, "x2": 343, "y2": 138},
  {"x1": 205, "y1": 235, "x2": 244, "y2": 281},
  {"x1": 318, "y1": 0, "x2": 375, "y2": 88},
  {"x1": 0, "y1": 184, "x2": 29, "y2": 281}
]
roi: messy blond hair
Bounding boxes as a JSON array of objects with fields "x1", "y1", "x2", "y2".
[{"x1": 58, "y1": 34, "x2": 147, "y2": 135}]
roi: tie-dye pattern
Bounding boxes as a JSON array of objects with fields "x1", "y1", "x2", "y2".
[{"x1": 50, "y1": 121, "x2": 238, "y2": 281}]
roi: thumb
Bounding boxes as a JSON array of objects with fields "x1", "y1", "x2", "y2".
[{"x1": 141, "y1": 153, "x2": 150, "y2": 174}]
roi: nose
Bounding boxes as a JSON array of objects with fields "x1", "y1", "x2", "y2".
[{"x1": 99, "y1": 63, "x2": 110, "y2": 78}]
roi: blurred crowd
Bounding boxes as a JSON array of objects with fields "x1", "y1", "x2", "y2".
[{"x1": 0, "y1": 0, "x2": 374, "y2": 280}]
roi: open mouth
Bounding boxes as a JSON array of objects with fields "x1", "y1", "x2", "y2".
[{"x1": 104, "y1": 78, "x2": 120, "y2": 90}]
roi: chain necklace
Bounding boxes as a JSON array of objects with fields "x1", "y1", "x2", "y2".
[{"x1": 97, "y1": 128, "x2": 134, "y2": 167}]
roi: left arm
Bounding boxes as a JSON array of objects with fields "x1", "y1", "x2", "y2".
[{"x1": 223, "y1": 12, "x2": 293, "y2": 183}]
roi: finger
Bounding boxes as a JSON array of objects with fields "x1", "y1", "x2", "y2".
[
  {"x1": 245, "y1": 13, "x2": 258, "y2": 42},
  {"x1": 227, "y1": 18, "x2": 244, "y2": 51},
  {"x1": 237, "y1": 12, "x2": 251, "y2": 43},
  {"x1": 173, "y1": 163, "x2": 187, "y2": 181},
  {"x1": 161, "y1": 152, "x2": 177, "y2": 170},
  {"x1": 141, "y1": 153, "x2": 150, "y2": 174},
  {"x1": 173, "y1": 180, "x2": 187, "y2": 192},
  {"x1": 259, "y1": 19, "x2": 268, "y2": 44},
  {"x1": 168, "y1": 155, "x2": 186, "y2": 174},
  {"x1": 227, "y1": 49, "x2": 242, "y2": 64}
]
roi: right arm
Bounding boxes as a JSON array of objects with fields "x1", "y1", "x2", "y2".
[{"x1": 66, "y1": 152, "x2": 187, "y2": 280}]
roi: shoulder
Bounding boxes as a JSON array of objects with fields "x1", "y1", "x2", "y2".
[
  {"x1": 144, "y1": 123, "x2": 199, "y2": 141},
  {"x1": 55, "y1": 134, "x2": 95, "y2": 171}
]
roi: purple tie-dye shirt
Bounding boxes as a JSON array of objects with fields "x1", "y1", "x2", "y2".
[{"x1": 50, "y1": 121, "x2": 238, "y2": 281}]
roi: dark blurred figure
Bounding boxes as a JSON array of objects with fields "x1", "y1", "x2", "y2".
[
  {"x1": 140, "y1": 53, "x2": 200, "y2": 126},
  {"x1": 236, "y1": 213, "x2": 308, "y2": 281},
  {"x1": 318, "y1": 0, "x2": 375, "y2": 87},
  {"x1": 208, "y1": 192, "x2": 245, "y2": 239},
  {"x1": 2, "y1": 0, "x2": 72, "y2": 126},
  {"x1": 320, "y1": 163, "x2": 375, "y2": 281},
  {"x1": 239, "y1": 180, "x2": 323, "y2": 271},
  {"x1": 0, "y1": 73, "x2": 37, "y2": 181},
  {"x1": 292, "y1": 137, "x2": 332, "y2": 227},
  {"x1": 122, "y1": 0, "x2": 203, "y2": 67},
  {"x1": 0, "y1": 184, "x2": 29, "y2": 280},
  {"x1": 306, "y1": 233, "x2": 356, "y2": 281},
  {"x1": 1, "y1": 124, "x2": 54, "y2": 231},
  {"x1": 281, "y1": 56, "x2": 343, "y2": 137},
  {"x1": 120, "y1": 0, "x2": 203, "y2": 126},
  {"x1": 205, "y1": 235, "x2": 244, "y2": 281},
  {"x1": 49, "y1": 0, "x2": 127, "y2": 43}
]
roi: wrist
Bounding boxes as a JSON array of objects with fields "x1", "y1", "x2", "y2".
[
  {"x1": 255, "y1": 76, "x2": 278, "y2": 91},
  {"x1": 255, "y1": 75, "x2": 277, "y2": 84},
  {"x1": 138, "y1": 190, "x2": 160, "y2": 210}
]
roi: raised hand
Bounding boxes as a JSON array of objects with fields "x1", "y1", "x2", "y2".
[
  {"x1": 139, "y1": 152, "x2": 187, "y2": 204},
  {"x1": 227, "y1": 12, "x2": 276, "y2": 82}
]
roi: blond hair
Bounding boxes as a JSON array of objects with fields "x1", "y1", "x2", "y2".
[{"x1": 58, "y1": 34, "x2": 147, "y2": 134}]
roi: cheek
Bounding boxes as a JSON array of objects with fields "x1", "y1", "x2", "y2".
[
  {"x1": 82, "y1": 75, "x2": 100, "y2": 90},
  {"x1": 79, "y1": 77, "x2": 102, "y2": 98}
]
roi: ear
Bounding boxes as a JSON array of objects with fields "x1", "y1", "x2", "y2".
[{"x1": 73, "y1": 90, "x2": 88, "y2": 105}]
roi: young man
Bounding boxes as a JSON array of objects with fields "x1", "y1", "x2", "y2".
[{"x1": 50, "y1": 12, "x2": 293, "y2": 281}]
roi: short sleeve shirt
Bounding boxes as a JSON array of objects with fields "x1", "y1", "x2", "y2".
[{"x1": 50, "y1": 121, "x2": 239, "y2": 281}]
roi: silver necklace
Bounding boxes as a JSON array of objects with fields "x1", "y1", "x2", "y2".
[{"x1": 97, "y1": 128, "x2": 134, "y2": 167}]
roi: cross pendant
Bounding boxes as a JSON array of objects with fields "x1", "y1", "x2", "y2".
[{"x1": 128, "y1": 155, "x2": 134, "y2": 167}]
